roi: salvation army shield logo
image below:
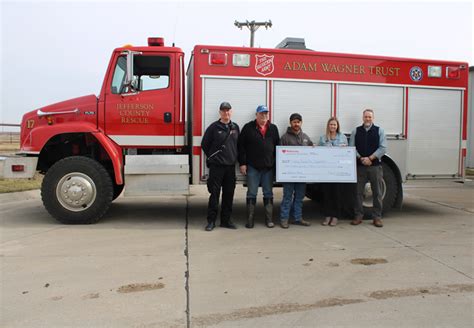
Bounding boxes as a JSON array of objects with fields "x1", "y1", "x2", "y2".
[
  {"x1": 255, "y1": 54, "x2": 274, "y2": 76},
  {"x1": 410, "y1": 66, "x2": 423, "y2": 81}
]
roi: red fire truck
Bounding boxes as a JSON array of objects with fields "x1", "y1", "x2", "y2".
[{"x1": 1, "y1": 37, "x2": 469, "y2": 224}]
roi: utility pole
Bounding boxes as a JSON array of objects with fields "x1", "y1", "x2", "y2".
[{"x1": 234, "y1": 20, "x2": 272, "y2": 47}]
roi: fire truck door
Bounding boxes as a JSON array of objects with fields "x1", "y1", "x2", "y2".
[
  {"x1": 104, "y1": 54, "x2": 175, "y2": 147},
  {"x1": 407, "y1": 88, "x2": 462, "y2": 176}
]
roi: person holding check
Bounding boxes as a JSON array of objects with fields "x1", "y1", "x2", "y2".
[
  {"x1": 318, "y1": 117, "x2": 348, "y2": 226},
  {"x1": 279, "y1": 113, "x2": 314, "y2": 229}
]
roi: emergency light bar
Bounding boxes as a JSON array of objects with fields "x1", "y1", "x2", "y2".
[{"x1": 148, "y1": 37, "x2": 164, "y2": 47}]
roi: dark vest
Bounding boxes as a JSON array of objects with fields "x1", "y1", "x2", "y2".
[{"x1": 355, "y1": 125, "x2": 381, "y2": 165}]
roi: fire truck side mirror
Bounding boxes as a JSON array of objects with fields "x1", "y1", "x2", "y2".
[
  {"x1": 121, "y1": 50, "x2": 142, "y2": 95},
  {"x1": 124, "y1": 51, "x2": 135, "y2": 88}
]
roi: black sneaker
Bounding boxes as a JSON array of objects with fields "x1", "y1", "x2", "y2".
[
  {"x1": 220, "y1": 221, "x2": 237, "y2": 229},
  {"x1": 205, "y1": 222, "x2": 215, "y2": 231}
]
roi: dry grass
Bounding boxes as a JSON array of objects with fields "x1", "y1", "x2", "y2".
[
  {"x1": 0, "y1": 144, "x2": 20, "y2": 154},
  {"x1": 0, "y1": 172, "x2": 43, "y2": 193},
  {"x1": 0, "y1": 140, "x2": 20, "y2": 154}
]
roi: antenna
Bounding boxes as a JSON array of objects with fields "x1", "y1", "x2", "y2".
[{"x1": 234, "y1": 20, "x2": 272, "y2": 47}]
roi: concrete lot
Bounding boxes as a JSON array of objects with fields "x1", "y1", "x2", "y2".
[{"x1": 1, "y1": 180, "x2": 473, "y2": 327}]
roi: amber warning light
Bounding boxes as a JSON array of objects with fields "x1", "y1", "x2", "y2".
[{"x1": 148, "y1": 37, "x2": 164, "y2": 46}]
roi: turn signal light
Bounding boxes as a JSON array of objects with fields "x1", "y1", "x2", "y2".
[
  {"x1": 11, "y1": 165, "x2": 25, "y2": 172},
  {"x1": 446, "y1": 66, "x2": 460, "y2": 79},
  {"x1": 209, "y1": 52, "x2": 227, "y2": 65}
]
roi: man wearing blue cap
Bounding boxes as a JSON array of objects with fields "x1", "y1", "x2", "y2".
[{"x1": 238, "y1": 105, "x2": 280, "y2": 228}]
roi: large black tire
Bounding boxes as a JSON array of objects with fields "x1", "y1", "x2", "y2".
[
  {"x1": 41, "y1": 156, "x2": 113, "y2": 224},
  {"x1": 381, "y1": 162, "x2": 398, "y2": 213},
  {"x1": 362, "y1": 162, "x2": 398, "y2": 214}
]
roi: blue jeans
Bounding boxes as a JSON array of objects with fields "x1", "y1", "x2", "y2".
[
  {"x1": 246, "y1": 165, "x2": 273, "y2": 199},
  {"x1": 280, "y1": 183, "x2": 306, "y2": 221}
]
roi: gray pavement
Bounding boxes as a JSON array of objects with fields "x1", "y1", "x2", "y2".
[{"x1": 1, "y1": 180, "x2": 473, "y2": 327}]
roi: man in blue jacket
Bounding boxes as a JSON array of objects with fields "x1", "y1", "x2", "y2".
[
  {"x1": 238, "y1": 105, "x2": 280, "y2": 228},
  {"x1": 349, "y1": 109, "x2": 387, "y2": 227}
]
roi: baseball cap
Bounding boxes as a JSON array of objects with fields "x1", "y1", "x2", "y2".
[
  {"x1": 219, "y1": 102, "x2": 232, "y2": 110},
  {"x1": 289, "y1": 113, "x2": 302, "y2": 121},
  {"x1": 256, "y1": 105, "x2": 269, "y2": 113}
]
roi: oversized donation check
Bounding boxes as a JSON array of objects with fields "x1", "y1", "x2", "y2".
[{"x1": 276, "y1": 146, "x2": 357, "y2": 183}]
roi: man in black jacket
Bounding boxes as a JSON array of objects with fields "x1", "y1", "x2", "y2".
[
  {"x1": 238, "y1": 105, "x2": 280, "y2": 228},
  {"x1": 201, "y1": 102, "x2": 240, "y2": 231}
]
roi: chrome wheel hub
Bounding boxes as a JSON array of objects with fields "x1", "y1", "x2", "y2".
[{"x1": 56, "y1": 172, "x2": 97, "y2": 212}]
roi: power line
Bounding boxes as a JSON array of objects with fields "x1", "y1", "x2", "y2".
[{"x1": 234, "y1": 20, "x2": 272, "y2": 47}]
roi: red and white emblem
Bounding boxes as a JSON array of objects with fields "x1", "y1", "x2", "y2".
[{"x1": 255, "y1": 54, "x2": 274, "y2": 76}]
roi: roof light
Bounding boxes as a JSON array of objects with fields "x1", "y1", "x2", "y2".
[
  {"x1": 148, "y1": 37, "x2": 164, "y2": 46},
  {"x1": 427, "y1": 66, "x2": 442, "y2": 78},
  {"x1": 233, "y1": 54, "x2": 250, "y2": 67},
  {"x1": 446, "y1": 66, "x2": 460, "y2": 79},
  {"x1": 209, "y1": 52, "x2": 227, "y2": 66}
]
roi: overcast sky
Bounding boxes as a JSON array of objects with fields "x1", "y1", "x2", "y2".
[{"x1": 0, "y1": 0, "x2": 472, "y2": 129}]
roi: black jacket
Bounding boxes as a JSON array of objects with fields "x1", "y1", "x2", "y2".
[
  {"x1": 238, "y1": 120, "x2": 280, "y2": 169},
  {"x1": 201, "y1": 120, "x2": 239, "y2": 166}
]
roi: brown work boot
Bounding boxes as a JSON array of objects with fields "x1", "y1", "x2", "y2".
[
  {"x1": 292, "y1": 219, "x2": 311, "y2": 226},
  {"x1": 280, "y1": 219, "x2": 289, "y2": 229},
  {"x1": 373, "y1": 217, "x2": 383, "y2": 228},
  {"x1": 351, "y1": 216, "x2": 363, "y2": 225}
]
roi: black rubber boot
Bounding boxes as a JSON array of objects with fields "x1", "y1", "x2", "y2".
[
  {"x1": 245, "y1": 198, "x2": 256, "y2": 229},
  {"x1": 263, "y1": 197, "x2": 274, "y2": 228}
]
